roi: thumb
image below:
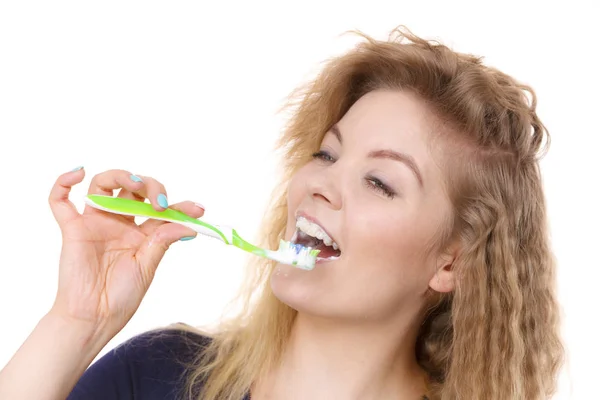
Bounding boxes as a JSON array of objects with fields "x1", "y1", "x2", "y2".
[{"x1": 135, "y1": 223, "x2": 197, "y2": 277}]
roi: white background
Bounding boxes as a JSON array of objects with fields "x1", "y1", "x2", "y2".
[{"x1": 0, "y1": 1, "x2": 598, "y2": 398}]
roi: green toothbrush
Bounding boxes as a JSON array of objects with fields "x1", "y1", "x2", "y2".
[{"x1": 83, "y1": 194, "x2": 320, "y2": 270}]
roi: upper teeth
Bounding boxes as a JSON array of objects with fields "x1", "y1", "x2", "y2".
[{"x1": 296, "y1": 216, "x2": 339, "y2": 250}]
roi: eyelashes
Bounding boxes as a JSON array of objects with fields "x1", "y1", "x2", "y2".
[
  {"x1": 311, "y1": 150, "x2": 397, "y2": 199},
  {"x1": 364, "y1": 176, "x2": 396, "y2": 199},
  {"x1": 311, "y1": 150, "x2": 335, "y2": 163}
]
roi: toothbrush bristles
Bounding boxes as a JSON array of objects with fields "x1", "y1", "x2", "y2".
[{"x1": 277, "y1": 239, "x2": 320, "y2": 270}]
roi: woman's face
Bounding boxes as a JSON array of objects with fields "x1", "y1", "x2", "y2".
[{"x1": 271, "y1": 90, "x2": 456, "y2": 322}]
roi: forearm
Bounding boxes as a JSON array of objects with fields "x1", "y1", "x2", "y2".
[{"x1": 0, "y1": 312, "x2": 109, "y2": 400}]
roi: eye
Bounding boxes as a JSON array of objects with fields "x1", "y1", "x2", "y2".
[
  {"x1": 365, "y1": 176, "x2": 397, "y2": 199},
  {"x1": 311, "y1": 150, "x2": 336, "y2": 163}
]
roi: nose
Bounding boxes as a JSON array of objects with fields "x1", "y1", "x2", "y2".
[{"x1": 306, "y1": 167, "x2": 342, "y2": 210}]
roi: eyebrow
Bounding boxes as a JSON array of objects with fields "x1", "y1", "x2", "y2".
[
  {"x1": 329, "y1": 124, "x2": 424, "y2": 188},
  {"x1": 331, "y1": 124, "x2": 343, "y2": 144},
  {"x1": 368, "y1": 149, "x2": 424, "y2": 188}
]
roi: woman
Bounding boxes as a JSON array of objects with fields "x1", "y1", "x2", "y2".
[{"x1": 0, "y1": 27, "x2": 563, "y2": 399}]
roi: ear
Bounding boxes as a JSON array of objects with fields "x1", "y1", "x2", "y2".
[{"x1": 428, "y1": 243, "x2": 460, "y2": 293}]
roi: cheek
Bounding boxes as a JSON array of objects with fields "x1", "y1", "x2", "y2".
[
  {"x1": 348, "y1": 206, "x2": 431, "y2": 273},
  {"x1": 286, "y1": 167, "x2": 309, "y2": 209}
]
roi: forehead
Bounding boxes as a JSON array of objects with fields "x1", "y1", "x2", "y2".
[
  {"x1": 336, "y1": 90, "x2": 433, "y2": 150},
  {"x1": 334, "y1": 90, "x2": 441, "y2": 185}
]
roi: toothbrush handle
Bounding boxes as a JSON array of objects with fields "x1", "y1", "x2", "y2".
[
  {"x1": 84, "y1": 194, "x2": 233, "y2": 244},
  {"x1": 181, "y1": 222, "x2": 233, "y2": 244}
]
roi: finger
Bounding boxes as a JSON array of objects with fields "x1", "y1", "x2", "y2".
[
  {"x1": 84, "y1": 169, "x2": 146, "y2": 217},
  {"x1": 86, "y1": 169, "x2": 145, "y2": 197},
  {"x1": 115, "y1": 175, "x2": 146, "y2": 222},
  {"x1": 132, "y1": 175, "x2": 169, "y2": 211},
  {"x1": 49, "y1": 166, "x2": 85, "y2": 228},
  {"x1": 85, "y1": 170, "x2": 169, "y2": 214},
  {"x1": 135, "y1": 221, "x2": 201, "y2": 278},
  {"x1": 139, "y1": 201, "x2": 205, "y2": 235},
  {"x1": 116, "y1": 174, "x2": 145, "y2": 200},
  {"x1": 106, "y1": 174, "x2": 170, "y2": 212}
]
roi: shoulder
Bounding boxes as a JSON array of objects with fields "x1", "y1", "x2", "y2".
[
  {"x1": 114, "y1": 324, "x2": 211, "y2": 364},
  {"x1": 67, "y1": 324, "x2": 211, "y2": 400}
]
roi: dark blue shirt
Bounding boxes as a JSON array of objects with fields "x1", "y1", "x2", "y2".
[
  {"x1": 67, "y1": 327, "x2": 249, "y2": 400},
  {"x1": 67, "y1": 327, "x2": 429, "y2": 400}
]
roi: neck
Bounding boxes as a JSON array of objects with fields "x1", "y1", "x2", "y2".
[{"x1": 253, "y1": 310, "x2": 428, "y2": 400}]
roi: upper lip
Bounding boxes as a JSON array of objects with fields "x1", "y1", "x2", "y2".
[{"x1": 294, "y1": 211, "x2": 340, "y2": 250}]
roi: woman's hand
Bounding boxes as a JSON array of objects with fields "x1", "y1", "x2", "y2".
[{"x1": 48, "y1": 167, "x2": 204, "y2": 339}]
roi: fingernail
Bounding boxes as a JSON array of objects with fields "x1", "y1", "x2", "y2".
[
  {"x1": 179, "y1": 236, "x2": 196, "y2": 241},
  {"x1": 71, "y1": 166, "x2": 83, "y2": 172},
  {"x1": 194, "y1": 202, "x2": 205, "y2": 210},
  {"x1": 157, "y1": 193, "x2": 168, "y2": 208},
  {"x1": 130, "y1": 174, "x2": 143, "y2": 183}
]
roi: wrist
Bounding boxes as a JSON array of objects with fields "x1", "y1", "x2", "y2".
[{"x1": 41, "y1": 310, "x2": 110, "y2": 356}]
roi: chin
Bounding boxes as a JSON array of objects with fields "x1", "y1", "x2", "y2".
[
  {"x1": 269, "y1": 259, "x2": 345, "y2": 318},
  {"x1": 270, "y1": 274, "x2": 355, "y2": 321},
  {"x1": 269, "y1": 261, "x2": 320, "y2": 313}
]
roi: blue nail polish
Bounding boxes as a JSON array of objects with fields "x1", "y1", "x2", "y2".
[
  {"x1": 157, "y1": 193, "x2": 168, "y2": 208},
  {"x1": 130, "y1": 174, "x2": 143, "y2": 183},
  {"x1": 71, "y1": 166, "x2": 83, "y2": 172},
  {"x1": 179, "y1": 236, "x2": 196, "y2": 241}
]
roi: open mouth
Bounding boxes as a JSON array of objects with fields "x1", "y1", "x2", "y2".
[{"x1": 291, "y1": 216, "x2": 341, "y2": 260}]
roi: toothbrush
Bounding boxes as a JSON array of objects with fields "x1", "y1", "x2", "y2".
[{"x1": 83, "y1": 194, "x2": 320, "y2": 270}]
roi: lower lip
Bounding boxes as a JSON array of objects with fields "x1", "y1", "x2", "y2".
[{"x1": 315, "y1": 255, "x2": 341, "y2": 264}]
